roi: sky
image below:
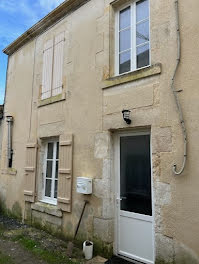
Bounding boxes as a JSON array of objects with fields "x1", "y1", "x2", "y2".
[{"x1": 0, "y1": 0, "x2": 65, "y2": 105}]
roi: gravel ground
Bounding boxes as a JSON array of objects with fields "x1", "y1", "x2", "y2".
[
  {"x1": 0, "y1": 214, "x2": 27, "y2": 230},
  {"x1": 0, "y1": 213, "x2": 84, "y2": 264}
]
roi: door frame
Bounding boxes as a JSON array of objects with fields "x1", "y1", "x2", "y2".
[{"x1": 113, "y1": 130, "x2": 155, "y2": 264}]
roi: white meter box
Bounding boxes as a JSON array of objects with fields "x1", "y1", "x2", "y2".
[{"x1": 77, "y1": 177, "x2": 92, "y2": 194}]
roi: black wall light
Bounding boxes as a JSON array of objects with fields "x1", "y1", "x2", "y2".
[{"x1": 122, "y1": 110, "x2": 131, "y2": 125}]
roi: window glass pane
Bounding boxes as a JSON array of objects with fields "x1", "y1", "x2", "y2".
[
  {"x1": 56, "y1": 142, "x2": 59, "y2": 159},
  {"x1": 119, "y1": 7, "x2": 131, "y2": 30},
  {"x1": 47, "y1": 143, "x2": 53, "y2": 159},
  {"x1": 45, "y1": 179, "x2": 52, "y2": 197},
  {"x1": 136, "y1": 0, "x2": 149, "y2": 23},
  {"x1": 54, "y1": 180, "x2": 58, "y2": 198},
  {"x1": 137, "y1": 43, "x2": 149, "y2": 68},
  {"x1": 136, "y1": 20, "x2": 149, "y2": 46},
  {"x1": 120, "y1": 135, "x2": 152, "y2": 216},
  {"x1": 55, "y1": 161, "x2": 58, "y2": 179},
  {"x1": 119, "y1": 51, "x2": 131, "y2": 74},
  {"x1": 46, "y1": 160, "x2": 53, "y2": 178},
  {"x1": 119, "y1": 29, "x2": 131, "y2": 52}
]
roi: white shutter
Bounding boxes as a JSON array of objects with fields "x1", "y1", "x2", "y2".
[
  {"x1": 52, "y1": 32, "x2": 64, "y2": 97},
  {"x1": 24, "y1": 142, "x2": 38, "y2": 203},
  {"x1": 42, "y1": 39, "x2": 53, "y2": 100},
  {"x1": 57, "y1": 134, "x2": 73, "y2": 212}
]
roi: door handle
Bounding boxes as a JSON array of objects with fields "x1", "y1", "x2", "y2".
[{"x1": 116, "y1": 197, "x2": 127, "y2": 202}]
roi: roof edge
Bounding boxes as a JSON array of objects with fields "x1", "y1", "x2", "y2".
[{"x1": 3, "y1": 0, "x2": 89, "y2": 56}]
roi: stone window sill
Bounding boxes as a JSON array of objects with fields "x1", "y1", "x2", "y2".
[
  {"x1": 31, "y1": 202, "x2": 62, "y2": 218},
  {"x1": 1, "y1": 168, "x2": 17, "y2": 176},
  {"x1": 102, "y1": 63, "x2": 162, "y2": 89},
  {"x1": 38, "y1": 92, "x2": 66, "y2": 108}
]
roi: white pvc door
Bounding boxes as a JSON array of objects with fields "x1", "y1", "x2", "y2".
[{"x1": 115, "y1": 132, "x2": 154, "y2": 264}]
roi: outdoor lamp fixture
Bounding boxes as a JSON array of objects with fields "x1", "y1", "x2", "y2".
[{"x1": 122, "y1": 110, "x2": 131, "y2": 125}]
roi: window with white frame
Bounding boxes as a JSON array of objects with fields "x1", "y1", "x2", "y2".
[
  {"x1": 41, "y1": 32, "x2": 65, "y2": 100},
  {"x1": 42, "y1": 140, "x2": 59, "y2": 204},
  {"x1": 116, "y1": 0, "x2": 150, "y2": 75}
]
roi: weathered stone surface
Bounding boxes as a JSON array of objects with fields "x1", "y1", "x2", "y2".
[
  {"x1": 96, "y1": 33, "x2": 104, "y2": 54},
  {"x1": 102, "y1": 64, "x2": 161, "y2": 89},
  {"x1": 174, "y1": 240, "x2": 199, "y2": 264},
  {"x1": 31, "y1": 202, "x2": 62, "y2": 218},
  {"x1": 94, "y1": 218, "x2": 113, "y2": 243},
  {"x1": 32, "y1": 210, "x2": 62, "y2": 227},
  {"x1": 103, "y1": 82, "x2": 154, "y2": 115},
  {"x1": 86, "y1": 256, "x2": 108, "y2": 264},
  {"x1": 102, "y1": 198, "x2": 114, "y2": 219},
  {"x1": 94, "y1": 133, "x2": 110, "y2": 159},
  {"x1": 155, "y1": 233, "x2": 174, "y2": 263},
  {"x1": 154, "y1": 182, "x2": 171, "y2": 206},
  {"x1": 152, "y1": 127, "x2": 172, "y2": 153}
]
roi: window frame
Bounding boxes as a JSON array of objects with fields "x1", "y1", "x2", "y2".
[
  {"x1": 115, "y1": 0, "x2": 151, "y2": 76},
  {"x1": 41, "y1": 139, "x2": 59, "y2": 205}
]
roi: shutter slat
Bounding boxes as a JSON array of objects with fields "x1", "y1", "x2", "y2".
[
  {"x1": 58, "y1": 169, "x2": 71, "y2": 174},
  {"x1": 24, "y1": 141, "x2": 37, "y2": 203},
  {"x1": 57, "y1": 198, "x2": 71, "y2": 204},
  {"x1": 57, "y1": 134, "x2": 73, "y2": 212},
  {"x1": 24, "y1": 191, "x2": 34, "y2": 196},
  {"x1": 25, "y1": 167, "x2": 35, "y2": 172},
  {"x1": 42, "y1": 39, "x2": 53, "y2": 100},
  {"x1": 60, "y1": 141, "x2": 72, "y2": 146},
  {"x1": 52, "y1": 32, "x2": 64, "y2": 97}
]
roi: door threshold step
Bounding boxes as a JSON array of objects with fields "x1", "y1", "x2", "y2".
[{"x1": 105, "y1": 256, "x2": 143, "y2": 264}]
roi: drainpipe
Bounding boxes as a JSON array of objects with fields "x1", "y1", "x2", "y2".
[
  {"x1": 6, "y1": 115, "x2": 13, "y2": 168},
  {"x1": 171, "y1": 0, "x2": 187, "y2": 175}
]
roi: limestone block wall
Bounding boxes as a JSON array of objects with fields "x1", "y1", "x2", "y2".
[
  {"x1": 0, "y1": 0, "x2": 199, "y2": 262},
  {"x1": 0, "y1": 118, "x2": 3, "y2": 166}
]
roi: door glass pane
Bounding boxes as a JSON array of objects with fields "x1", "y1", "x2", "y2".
[
  {"x1": 47, "y1": 143, "x2": 53, "y2": 159},
  {"x1": 45, "y1": 179, "x2": 52, "y2": 197},
  {"x1": 120, "y1": 135, "x2": 152, "y2": 216},
  {"x1": 119, "y1": 51, "x2": 131, "y2": 74},
  {"x1": 136, "y1": 20, "x2": 149, "y2": 46},
  {"x1": 136, "y1": 0, "x2": 149, "y2": 23},
  {"x1": 137, "y1": 43, "x2": 149, "y2": 68},
  {"x1": 54, "y1": 180, "x2": 58, "y2": 198},
  {"x1": 119, "y1": 7, "x2": 131, "y2": 30},
  {"x1": 46, "y1": 160, "x2": 53, "y2": 178},
  {"x1": 119, "y1": 29, "x2": 131, "y2": 52},
  {"x1": 56, "y1": 142, "x2": 59, "y2": 159}
]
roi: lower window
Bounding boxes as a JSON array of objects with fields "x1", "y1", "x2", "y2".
[{"x1": 43, "y1": 140, "x2": 59, "y2": 204}]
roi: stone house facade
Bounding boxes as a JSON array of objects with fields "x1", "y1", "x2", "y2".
[
  {"x1": 0, "y1": 0, "x2": 199, "y2": 263},
  {"x1": 0, "y1": 105, "x2": 3, "y2": 162}
]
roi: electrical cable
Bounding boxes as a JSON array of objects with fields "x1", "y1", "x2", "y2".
[{"x1": 171, "y1": 0, "x2": 187, "y2": 175}]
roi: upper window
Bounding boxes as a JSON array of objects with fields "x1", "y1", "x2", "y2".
[
  {"x1": 41, "y1": 32, "x2": 65, "y2": 100},
  {"x1": 116, "y1": 0, "x2": 150, "y2": 75},
  {"x1": 42, "y1": 140, "x2": 59, "y2": 204}
]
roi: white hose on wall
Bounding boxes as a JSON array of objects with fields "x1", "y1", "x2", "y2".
[{"x1": 171, "y1": 0, "x2": 187, "y2": 175}]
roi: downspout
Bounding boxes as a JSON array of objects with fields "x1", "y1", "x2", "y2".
[
  {"x1": 6, "y1": 115, "x2": 13, "y2": 168},
  {"x1": 171, "y1": 0, "x2": 187, "y2": 175}
]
